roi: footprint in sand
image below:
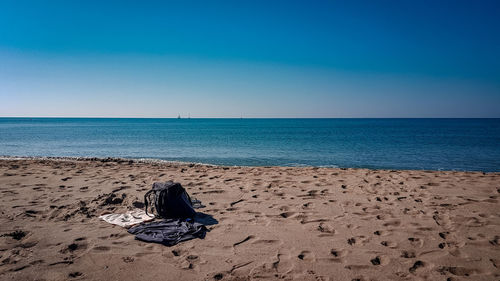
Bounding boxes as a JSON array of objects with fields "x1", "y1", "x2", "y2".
[
  {"x1": 122, "y1": 256, "x2": 134, "y2": 263},
  {"x1": 370, "y1": 256, "x2": 381, "y2": 265},
  {"x1": 437, "y1": 266, "x2": 481, "y2": 276},
  {"x1": 255, "y1": 250, "x2": 294, "y2": 277},
  {"x1": 178, "y1": 253, "x2": 203, "y2": 271},
  {"x1": 233, "y1": 235, "x2": 254, "y2": 247},
  {"x1": 317, "y1": 222, "x2": 335, "y2": 236},
  {"x1": 380, "y1": 240, "x2": 398, "y2": 248},
  {"x1": 60, "y1": 238, "x2": 88, "y2": 254},
  {"x1": 302, "y1": 202, "x2": 314, "y2": 209},
  {"x1": 347, "y1": 235, "x2": 370, "y2": 246},
  {"x1": 347, "y1": 237, "x2": 356, "y2": 245},
  {"x1": 327, "y1": 248, "x2": 349, "y2": 263},
  {"x1": 398, "y1": 249, "x2": 416, "y2": 258},
  {"x1": 92, "y1": 245, "x2": 111, "y2": 252},
  {"x1": 382, "y1": 219, "x2": 401, "y2": 227},
  {"x1": 251, "y1": 239, "x2": 281, "y2": 246},
  {"x1": 297, "y1": 250, "x2": 315, "y2": 262},
  {"x1": 408, "y1": 237, "x2": 424, "y2": 248},
  {"x1": 409, "y1": 260, "x2": 425, "y2": 274},
  {"x1": 279, "y1": 211, "x2": 297, "y2": 219},
  {"x1": 373, "y1": 230, "x2": 391, "y2": 236},
  {"x1": 68, "y1": 271, "x2": 83, "y2": 278}
]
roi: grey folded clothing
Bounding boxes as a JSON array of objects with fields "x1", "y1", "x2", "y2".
[{"x1": 128, "y1": 219, "x2": 207, "y2": 246}]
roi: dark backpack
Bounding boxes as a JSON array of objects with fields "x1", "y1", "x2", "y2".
[{"x1": 144, "y1": 181, "x2": 196, "y2": 219}]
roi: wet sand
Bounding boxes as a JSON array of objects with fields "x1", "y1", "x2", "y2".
[{"x1": 0, "y1": 158, "x2": 499, "y2": 280}]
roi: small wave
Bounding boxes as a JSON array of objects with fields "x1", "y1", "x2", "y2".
[
  {"x1": 0, "y1": 155, "x2": 340, "y2": 169},
  {"x1": 0, "y1": 155, "x2": 220, "y2": 167},
  {"x1": 284, "y1": 163, "x2": 311, "y2": 167},
  {"x1": 318, "y1": 164, "x2": 340, "y2": 168},
  {"x1": 284, "y1": 162, "x2": 339, "y2": 168}
]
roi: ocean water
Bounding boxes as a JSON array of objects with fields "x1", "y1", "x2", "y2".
[{"x1": 0, "y1": 118, "x2": 499, "y2": 172}]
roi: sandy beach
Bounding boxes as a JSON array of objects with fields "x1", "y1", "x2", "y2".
[{"x1": 0, "y1": 158, "x2": 499, "y2": 281}]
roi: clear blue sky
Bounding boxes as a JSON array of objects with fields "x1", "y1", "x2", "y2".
[{"x1": 1, "y1": 0, "x2": 499, "y2": 117}]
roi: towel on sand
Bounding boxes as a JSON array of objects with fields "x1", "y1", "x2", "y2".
[
  {"x1": 99, "y1": 209, "x2": 153, "y2": 227},
  {"x1": 128, "y1": 219, "x2": 207, "y2": 246}
]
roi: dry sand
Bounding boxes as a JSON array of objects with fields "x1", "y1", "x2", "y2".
[{"x1": 0, "y1": 158, "x2": 499, "y2": 281}]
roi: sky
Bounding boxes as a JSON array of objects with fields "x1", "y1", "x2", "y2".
[{"x1": 1, "y1": 0, "x2": 499, "y2": 118}]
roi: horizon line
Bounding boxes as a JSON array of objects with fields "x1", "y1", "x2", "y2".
[{"x1": 1, "y1": 116, "x2": 499, "y2": 119}]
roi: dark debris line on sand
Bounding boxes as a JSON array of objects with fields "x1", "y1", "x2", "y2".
[{"x1": 1, "y1": 230, "x2": 27, "y2": 240}]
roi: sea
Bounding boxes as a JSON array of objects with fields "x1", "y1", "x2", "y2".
[{"x1": 0, "y1": 118, "x2": 499, "y2": 172}]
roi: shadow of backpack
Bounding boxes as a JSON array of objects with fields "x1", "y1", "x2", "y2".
[{"x1": 144, "y1": 181, "x2": 196, "y2": 219}]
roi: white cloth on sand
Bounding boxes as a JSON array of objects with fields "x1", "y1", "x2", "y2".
[{"x1": 99, "y1": 209, "x2": 153, "y2": 227}]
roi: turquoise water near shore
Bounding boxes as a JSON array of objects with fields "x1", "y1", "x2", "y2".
[{"x1": 0, "y1": 118, "x2": 499, "y2": 171}]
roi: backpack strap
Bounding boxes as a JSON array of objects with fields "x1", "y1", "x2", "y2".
[
  {"x1": 155, "y1": 189, "x2": 163, "y2": 218},
  {"x1": 185, "y1": 190, "x2": 193, "y2": 206},
  {"x1": 143, "y1": 189, "x2": 155, "y2": 218},
  {"x1": 156, "y1": 188, "x2": 168, "y2": 219}
]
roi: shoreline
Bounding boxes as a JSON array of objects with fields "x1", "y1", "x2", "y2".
[{"x1": 0, "y1": 155, "x2": 497, "y2": 173}]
